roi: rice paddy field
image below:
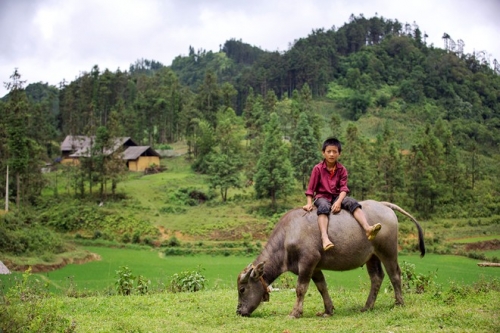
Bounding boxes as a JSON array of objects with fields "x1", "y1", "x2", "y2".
[{"x1": 1, "y1": 246, "x2": 498, "y2": 295}]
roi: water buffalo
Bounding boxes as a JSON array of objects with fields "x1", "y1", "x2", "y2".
[{"x1": 236, "y1": 200, "x2": 425, "y2": 318}]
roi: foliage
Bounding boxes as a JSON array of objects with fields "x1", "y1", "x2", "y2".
[
  {"x1": 33, "y1": 197, "x2": 160, "y2": 242},
  {"x1": 254, "y1": 113, "x2": 295, "y2": 209},
  {"x1": 0, "y1": 268, "x2": 76, "y2": 332},
  {"x1": 206, "y1": 107, "x2": 244, "y2": 201},
  {"x1": 168, "y1": 267, "x2": 206, "y2": 293},
  {"x1": 135, "y1": 275, "x2": 150, "y2": 295},
  {"x1": 115, "y1": 266, "x2": 136, "y2": 295},
  {"x1": 400, "y1": 261, "x2": 437, "y2": 294},
  {"x1": 0, "y1": 212, "x2": 65, "y2": 256},
  {"x1": 290, "y1": 112, "x2": 320, "y2": 189}
]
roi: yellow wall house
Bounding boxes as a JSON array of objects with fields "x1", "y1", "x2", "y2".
[
  {"x1": 123, "y1": 146, "x2": 160, "y2": 172},
  {"x1": 60, "y1": 135, "x2": 160, "y2": 171}
]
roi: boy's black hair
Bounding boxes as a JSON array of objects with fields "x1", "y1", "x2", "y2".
[{"x1": 322, "y1": 137, "x2": 342, "y2": 153}]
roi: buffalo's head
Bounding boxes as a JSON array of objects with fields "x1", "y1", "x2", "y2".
[{"x1": 236, "y1": 261, "x2": 269, "y2": 316}]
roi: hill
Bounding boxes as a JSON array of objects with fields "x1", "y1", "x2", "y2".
[{"x1": 0, "y1": 14, "x2": 499, "y2": 270}]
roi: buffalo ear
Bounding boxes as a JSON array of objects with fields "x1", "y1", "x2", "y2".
[
  {"x1": 251, "y1": 261, "x2": 265, "y2": 279},
  {"x1": 240, "y1": 264, "x2": 253, "y2": 284}
]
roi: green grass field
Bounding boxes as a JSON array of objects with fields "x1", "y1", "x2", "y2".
[
  {"x1": 5, "y1": 282, "x2": 500, "y2": 333},
  {"x1": 2, "y1": 246, "x2": 498, "y2": 295}
]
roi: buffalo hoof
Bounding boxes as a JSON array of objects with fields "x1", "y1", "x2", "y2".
[
  {"x1": 316, "y1": 311, "x2": 333, "y2": 318},
  {"x1": 288, "y1": 311, "x2": 302, "y2": 319},
  {"x1": 360, "y1": 306, "x2": 372, "y2": 312}
]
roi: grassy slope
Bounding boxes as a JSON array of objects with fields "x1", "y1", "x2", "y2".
[{"x1": 34, "y1": 287, "x2": 500, "y2": 332}]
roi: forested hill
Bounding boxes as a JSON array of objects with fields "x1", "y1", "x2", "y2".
[
  {"x1": 0, "y1": 14, "x2": 499, "y2": 220},
  {"x1": 168, "y1": 15, "x2": 500, "y2": 149},
  {"x1": 8, "y1": 14, "x2": 500, "y2": 148}
]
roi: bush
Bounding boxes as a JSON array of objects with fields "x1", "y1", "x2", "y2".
[
  {"x1": 0, "y1": 214, "x2": 66, "y2": 256},
  {"x1": 0, "y1": 268, "x2": 76, "y2": 332},
  {"x1": 168, "y1": 268, "x2": 206, "y2": 292},
  {"x1": 164, "y1": 236, "x2": 181, "y2": 247},
  {"x1": 400, "y1": 261, "x2": 437, "y2": 294},
  {"x1": 115, "y1": 266, "x2": 135, "y2": 295},
  {"x1": 136, "y1": 275, "x2": 150, "y2": 295}
]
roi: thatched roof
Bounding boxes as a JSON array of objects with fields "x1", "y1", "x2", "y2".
[
  {"x1": 123, "y1": 146, "x2": 160, "y2": 160},
  {"x1": 61, "y1": 135, "x2": 92, "y2": 152},
  {"x1": 61, "y1": 135, "x2": 137, "y2": 157}
]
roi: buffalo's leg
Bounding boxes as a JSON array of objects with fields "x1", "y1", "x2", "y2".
[
  {"x1": 381, "y1": 258, "x2": 404, "y2": 306},
  {"x1": 290, "y1": 274, "x2": 311, "y2": 318},
  {"x1": 362, "y1": 255, "x2": 385, "y2": 312},
  {"x1": 311, "y1": 270, "x2": 334, "y2": 317}
]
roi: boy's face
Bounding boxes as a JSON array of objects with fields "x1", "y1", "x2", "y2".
[{"x1": 322, "y1": 145, "x2": 340, "y2": 164}]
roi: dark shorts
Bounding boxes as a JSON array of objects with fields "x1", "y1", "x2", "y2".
[{"x1": 314, "y1": 196, "x2": 361, "y2": 216}]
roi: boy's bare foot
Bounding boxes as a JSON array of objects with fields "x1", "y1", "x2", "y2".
[
  {"x1": 367, "y1": 223, "x2": 382, "y2": 240},
  {"x1": 323, "y1": 243, "x2": 334, "y2": 251}
]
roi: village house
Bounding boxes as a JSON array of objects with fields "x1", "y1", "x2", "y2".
[{"x1": 60, "y1": 135, "x2": 161, "y2": 172}]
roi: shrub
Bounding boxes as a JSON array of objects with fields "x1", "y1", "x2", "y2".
[
  {"x1": 168, "y1": 268, "x2": 206, "y2": 292},
  {"x1": 136, "y1": 275, "x2": 150, "y2": 295},
  {"x1": 400, "y1": 261, "x2": 437, "y2": 294},
  {"x1": 0, "y1": 268, "x2": 76, "y2": 332},
  {"x1": 164, "y1": 236, "x2": 181, "y2": 247},
  {"x1": 132, "y1": 231, "x2": 141, "y2": 244},
  {"x1": 0, "y1": 214, "x2": 66, "y2": 256},
  {"x1": 115, "y1": 266, "x2": 135, "y2": 295}
]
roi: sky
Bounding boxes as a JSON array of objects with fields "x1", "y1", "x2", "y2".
[{"x1": 1, "y1": 0, "x2": 499, "y2": 98}]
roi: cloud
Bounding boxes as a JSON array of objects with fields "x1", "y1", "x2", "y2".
[{"x1": 1, "y1": 0, "x2": 499, "y2": 97}]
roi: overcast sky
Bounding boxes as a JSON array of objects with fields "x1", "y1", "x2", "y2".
[{"x1": 1, "y1": 0, "x2": 499, "y2": 97}]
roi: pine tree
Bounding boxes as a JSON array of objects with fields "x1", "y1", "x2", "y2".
[
  {"x1": 197, "y1": 70, "x2": 220, "y2": 128},
  {"x1": 342, "y1": 124, "x2": 374, "y2": 200},
  {"x1": 406, "y1": 126, "x2": 444, "y2": 218},
  {"x1": 207, "y1": 107, "x2": 244, "y2": 201},
  {"x1": 291, "y1": 113, "x2": 320, "y2": 189},
  {"x1": 254, "y1": 113, "x2": 295, "y2": 210},
  {"x1": 107, "y1": 110, "x2": 127, "y2": 196},
  {"x1": 192, "y1": 119, "x2": 216, "y2": 172},
  {"x1": 4, "y1": 70, "x2": 30, "y2": 207}
]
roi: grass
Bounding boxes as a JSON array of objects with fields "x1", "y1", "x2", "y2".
[
  {"x1": 2, "y1": 246, "x2": 499, "y2": 295},
  {"x1": 9, "y1": 285, "x2": 500, "y2": 332}
]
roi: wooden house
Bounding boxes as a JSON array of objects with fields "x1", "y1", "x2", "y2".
[
  {"x1": 122, "y1": 146, "x2": 161, "y2": 171},
  {"x1": 60, "y1": 135, "x2": 160, "y2": 172}
]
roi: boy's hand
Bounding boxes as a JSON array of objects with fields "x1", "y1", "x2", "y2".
[
  {"x1": 303, "y1": 203, "x2": 313, "y2": 212},
  {"x1": 331, "y1": 201, "x2": 341, "y2": 214}
]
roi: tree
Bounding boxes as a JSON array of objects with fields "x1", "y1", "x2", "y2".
[
  {"x1": 406, "y1": 126, "x2": 445, "y2": 217},
  {"x1": 192, "y1": 119, "x2": 216, "y2": 172},
  {"x1": 207, "y1": 107, "x2": 244, "y2": 201},
  {"x1": 93, "y1": 126, "x2": 110, "y2": 199},
  {"x1": 375, "y1": 129, "x2": 405, "y2": 202},
  {"x1": 291, "y1": 113, "x2": 320, "y2": 189},
  {"x1": 254, "y1": 113, "x2": 295, "y2": 210},
  {"x1": 4, "y1": 69, "x2": 30, "y2": 207},
  {"x1": 106, "y1": 110, "x2": 127, "y2": 196},
  {"x1": 342, "y1": 124, "x2": 374, "y2": 200},
  {"x1": 197, "y1": 70, "x2": 221, "y2": 128},
  {"x1": 208, "y1": 153, "x2": 241, "y2": 202}
]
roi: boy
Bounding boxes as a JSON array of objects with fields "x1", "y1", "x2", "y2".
[{"x1": 303, "y1": 137, "x2": 381, "y2": 251}]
